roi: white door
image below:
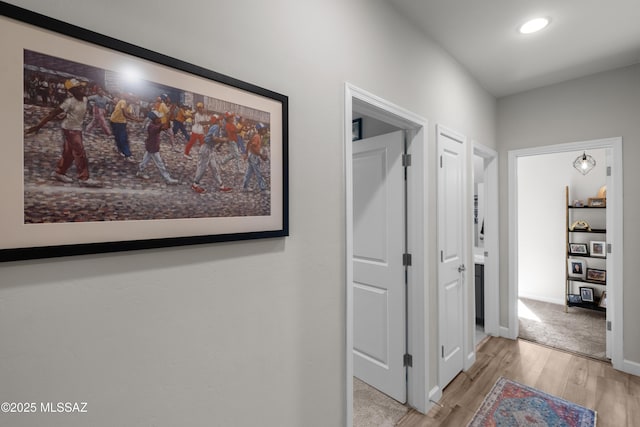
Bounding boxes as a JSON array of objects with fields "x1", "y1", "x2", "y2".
[
  {"x1": 353, "y1": 130, "x2": 406, "y2": 403},
  {"x1": 437, "y1": 125, "x2": 467, "y2": 389}
]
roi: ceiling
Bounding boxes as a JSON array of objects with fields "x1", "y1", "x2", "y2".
[{"x1": 387, "y1": 0, "x2": 640, "y2": 97}]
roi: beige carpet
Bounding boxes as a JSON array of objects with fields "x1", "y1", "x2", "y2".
[
  {"x1": 518, "y1": 297, "x2": 606, "y2": 360},
  {"x1": 354, "y1": 377, "x2": 408, "y2": 427}
]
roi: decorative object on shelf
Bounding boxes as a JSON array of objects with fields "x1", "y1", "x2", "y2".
[
  {"x1": 568, "y1": 294, "x2": 582, "y2": 304},
  {"x1": 572, "y1": 200, "x2": 585, "y2": 207},
  {"x1": 569, "y1": 243, "x2": 588, "y2": 255},
  {"x1": 598, "y1": 291, "x2": 607, "y2": 308},
  {"x1": 589, "y1": 241, "x2": 606, "y2": 258},
  {"x1": 568, "y1": 259, "x2": 586, "y2": 279},
  {"x1": 570, "y1": 220, "x2": 591, "y2": 231},
  {"x1": 573, "y1": 151, "x2": 596, "y2": 175},
  {"x1": 597, "y1": 185, "x2": 607, "y2": 198},
  {"x1": 586, "y1": 268, "x2": 606, "y2": 283},
  {"x1": 580, "y1": 287, "x2": 595, "y2": 303},
  {"x1": 588, "y1": 197, "x2": 606, "y2": 207},
  {"x1": 352, "y1": 118, "x2": 362, "y2": 141}
]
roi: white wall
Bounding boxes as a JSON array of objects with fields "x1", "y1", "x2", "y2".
[
  {"x1": 498, "y1": 64, "x2": 640, "y2": 364},
  {"x1": 517, "y1": 150, "x2": 606, "y2": 304},
  {"x1": 0, "y1": 1, "x2": 496, "y2": 426}
]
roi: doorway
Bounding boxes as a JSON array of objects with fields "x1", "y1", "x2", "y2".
[
  {"x1": 345, "y1": 83, "x2": 430, "y2": 427},
  {"x1": 472, "y1": 143, "x2": 499, "y2": 348},
  {"x1": 507, "y1": 137, "x2": 623, "y2": 369},
  {"x1": 516, "y1": 149, "x2": 607, "y2": 359}
]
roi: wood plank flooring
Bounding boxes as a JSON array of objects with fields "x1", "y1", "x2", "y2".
[{"x1": 397, "y1": 337, "x2": 640, "y2": 427}]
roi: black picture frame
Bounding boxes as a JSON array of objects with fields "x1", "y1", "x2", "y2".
[
  {"x1": 580, "y1": 287, "x2": 595, "y2": 303},
  {"x1": 352, "y1": 118, "x2": 362, "y2": 141},
  {"x1": 569, "y1": 242, "x2": 588, "y2": 255},
  {"x1": 0, "y1": 2, "x2": 289, "y2": 262},
  {"x1": 586, "y1": 268, "x2": 606, "y2": 283},
  {"x1": 568, "y1": 294, "x2": 582, "y2": 304}
]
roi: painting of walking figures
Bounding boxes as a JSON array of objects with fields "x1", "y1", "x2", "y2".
[
  {"x1": 24, "y1": 49, "x2": 273, "y2": 222},
  {"x1": 0, "y1": 5, "x2": 287, "y2": 261}
]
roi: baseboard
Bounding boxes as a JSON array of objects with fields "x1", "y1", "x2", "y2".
[
  {"x1": 518, "y1": 293, "x2": 565, "y2": 306},
  {"x1": 428, "y1": 385, "x2": 442, "y2": 406},
  {"x1": 622, "y1": 358, "x2": 640, "y2": 377}
]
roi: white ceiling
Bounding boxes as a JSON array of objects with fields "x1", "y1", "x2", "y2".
[{"x1": 387, "y1": 0, "x2": 640, "y2": 97}]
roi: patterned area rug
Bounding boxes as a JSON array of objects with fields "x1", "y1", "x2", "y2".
[{"x1": 467, "y1": 377, "x2": 596, "y2": 427}]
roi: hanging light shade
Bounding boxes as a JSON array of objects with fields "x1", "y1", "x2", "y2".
[{"x1": 573, "y1": 152, "x2": 596, "y2": 175}]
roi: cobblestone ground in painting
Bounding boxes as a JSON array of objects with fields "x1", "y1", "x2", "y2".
[{"x1": 23, "y1": 105, "x2": 271, "y2": 224}]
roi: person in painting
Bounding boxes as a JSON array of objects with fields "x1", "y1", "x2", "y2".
[
  {"x1": 220, "y1": 111, "x2": 244, "y2": 174},
  {"x1": 25, "y1": 78, "x2": 101, "y2": 187},
  {"x1": 191, "y1": 114, "x2": 232, "y2": 194},
  {"x1": 184, "y1": 102, "x2": 209, "y2": 160},
  {"x1": 172, "y1": 103, "x2": 191, "y2": 143},
  {"x1": 136, "y1": 111, "x2": 179, "y2": 185},
  {"x1": 157, "y1": 93, "x2": 176, "y2": 150},
  {"x1": 242, "y1": 122, "x2": 268, "y2": 192},
  {"x1": 86, "y1": 87, "x2": 113, "y2": 136},
  {"x1": 110, "y1": 92, "x2": 141, "y2": 162}
]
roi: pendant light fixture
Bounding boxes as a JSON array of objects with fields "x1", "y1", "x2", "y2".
[{"x1": 573, "y1": 152, "x2": 596, "y2": 175}]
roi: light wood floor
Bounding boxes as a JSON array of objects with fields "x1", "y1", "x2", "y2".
[{"x1": 397, "y1": 337, "x2": 640, "y2": 427}]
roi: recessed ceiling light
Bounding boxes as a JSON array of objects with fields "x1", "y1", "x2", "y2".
[{"x1": 519, "y1": 17, "x2": 550, "y2": 34}]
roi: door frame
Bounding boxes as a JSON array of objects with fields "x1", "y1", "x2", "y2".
[
  {"x1": 472, "y1": 142, "x2": 499, "y2": 339},
  {"x1": 345, "y1": 83, "x2": 430, "y2": 426},
  {"x1": 507, "y1": 137, "x2": 623, "y2": 370}
]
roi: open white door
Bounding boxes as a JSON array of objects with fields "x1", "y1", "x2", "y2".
[
  {"x1": 353, "y1": 130, "x2": 406, "y2": 403},
  {"x1": 437, "y1": 125, "x2": 467, "y2": 389}
]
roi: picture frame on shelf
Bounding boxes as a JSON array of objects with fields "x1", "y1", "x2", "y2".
[
  {"x1": 0, "y1": 3, "x2": 289, "y2": 262},
  {"x1": 352, "y1": 118, "x2": 362, "y2": 141},
  {"x1": 568, "y1": 259, "x2": 586, "y2": 279},
  {"x1": 586, "y1": 268, "x2": 606, "y2": 283},
  {"x1": 580, "y1": 287, "x2": 595, "y2": 303},
  {"x1": 568, "y1": 294, "x2": 582, "y2": 304},
  {"x1": 569, "y1": 243, "x2": 588, "y2": 255},
  {"x1": 598, "y1": 291, "x2": 607, "y2": 308},
  {"x1": 588, "y1": 197, "x2": 606, "y2": 207},
  {"x1": 589, "y1": 241, "x2": 606, "y2": 258}
]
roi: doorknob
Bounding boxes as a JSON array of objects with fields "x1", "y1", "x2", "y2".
[{"x1": 458, "y1": 264, "x2": 466, "y2": 273}]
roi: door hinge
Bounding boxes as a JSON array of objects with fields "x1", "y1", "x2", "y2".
[
  {"x1": 607, "y1": 321, "x2": 612, "y2": 331},
  {"x1": 440, "y1": 251, "x2": 443, "y2": 263},
  {"x1": 404, "y1": 353, "x2": 413, "y2": 367},
  {"x1": 403, "y1": 253, "x2": 412, "y2": 266},
  {"x1": 607, "y1": 166, "x2": 612, "y2": 177},
  {"x1": 440, "y1": 155, "x2": 443, "y2": 168},
  {"x1": 607, "y1": 243, "x2": 612, "y2": 254},
  {"x1": 402, "y1": 153, "x2": 412, "y2": 167},
  {"x1": 441, "y1": 346, "x2": 444, "y2": 358}
]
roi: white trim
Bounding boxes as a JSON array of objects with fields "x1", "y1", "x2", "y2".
[
  {"x1": 345, "y1": 83, "x2": 431, "y2": 426},
  {"x1": 472, "y1": 142, "x2": 499, "y2": 338},
  {"x1": 507, "y1": 137, "x2": 624, "y2": 370},
  {"x1": 517, "y1": 293, "x2": 565, "y2": 306},
  {"x1": 622, "y1": 359, "x2": 640, "y2": 377}
]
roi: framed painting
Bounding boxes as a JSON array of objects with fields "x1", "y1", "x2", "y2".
[{"x1": 0, "y1": 2, "x2": 289, "y2": 262}]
